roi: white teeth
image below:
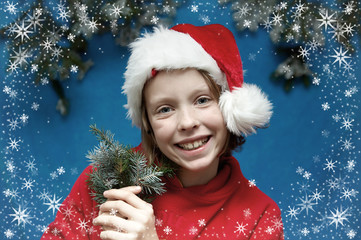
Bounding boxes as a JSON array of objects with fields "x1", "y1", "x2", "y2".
[{"x1": 178, "y1": 138, "x2": 208, "y2": 150}]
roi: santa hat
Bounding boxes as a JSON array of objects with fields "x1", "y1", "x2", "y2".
[{"x1": 122, "y1": 24, "x2": 272, "y2": 136}]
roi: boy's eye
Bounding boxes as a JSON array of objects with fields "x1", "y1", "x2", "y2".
[{"x1": 196, "y1": 97, "x2": 210, "y2": 105}]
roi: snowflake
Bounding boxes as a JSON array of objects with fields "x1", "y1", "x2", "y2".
[
  {"x1": 332, "y1": 114, "x2": 341, "y2": 122},
  {"x1": 76, "y1": 218, "x2": 88, "y2": 231},
  {"x1": 303, "y1": 171, "x2": 312, "y2": 180},
  {"x1": 20, "y1": 113, "x2": 29, "y2": 124},
  {"x1": 234, "y1": 222, "x2": 248, "y2": 235},
  {"x1": 155, "y1": 218, "x2": 163, "y2": 227},
  {"x1": 265, "y1": 226, "x2": 275, "y2": 234},
  {"x1": 4, "y1": 229, "x2": 15, "y2": 239},
  {"x1": 296, "y1": 194, "x2": 316, "y2": 215},
  {"x1": 14, "y1": 21, "x2": 33, "y2": 42},
  {"x1": 110, "y1": 4, "x2": 123, "y2": 18},
  {"x1": 321, "y1": 102, "x2": 330, "y2": 111},
  {"x1": 163, "y1": 226, "x2": 172, "y2": 235},
  {"x1": 237, "y1": 4, "x2": 250, "y2": 17},
  {"x1": 300, "y1": 227, "x2": 310, "y2": 236},
  {"x1": 243, "y1": 208, "x2": 252, "y2": 218},
  {"x1": 292, "y1": 23, "x2": 301, "y2": 33},
  {"x1": 31, "y1": 64, "x2": 38, "y2": 73},
  {"x1": 44, "y1": 194, "x2": 63, "y2": 215},
  {"x1": 343, "y1": 22, "x2": 355, "y2": 36},
  {"x1": 21, "y1": 178, "x2": 35, "y2": 191},
  {"x1": 347, "y1": 229, "x2": 357, "y2": 239},
  {"x1": 321, "y1": 130, "x2": 330, "y2": 138},
  {"x1": 246, "y1": 178, "x2": 256, "y2": 187},
  {"x1": 327, "y1": 206, "x2": 350, "y2": 229},
  {"x1": 10, "y1": 205, "x2": 32, "y2": 227},
  {"x1": 190, "y1": 5, "x2": 198, "y2": 13},
  {"x1": 271, "y1": 12, "x2": 283, "y2": 25},
  {"x1": 31, "y1": 102, "x2": 40, "y2": 111},
  {"x1": 340, "y1": 117, "x2": 354, "y2": 131},
  {"x1": 278, "y1": 2, "x2": 288, "y2": 10},
  {"x1": 310, "y1": 189, "x2": 324, "y2": 203},
  {"x1": 312, "y1": 77, "x2": 320, "y2": 85},
  {"x1": 57, "y1": 166, "x2": 65, "y2": 175},
  {"x1": 286, "y1": 206, "x2": 299, "y2": 219},
  {"x1": 40, "y1": 38, "x2": 54, "y2": 53},
  {"x1": 198, "y1": 219, "x2": 206, "y2": 227},
  {"x1": 296, "y1": 166, "x2": 304, "y2": 174},
  {"x1": 323, "y1": 158, "x2": 337, "y2": 172},
  {"x1": 51, "y1": 46, "x2": 63, "y2": 60},
  {"x1": 330, "y1": 22, "x2": 346, "y2": 42},
  {"x1": 150, "y1": 16, "x2": 159, "y2": 25},
  {"x1": 7, "y1": 118, "x2": 20, "y2": 131},
  {"x1": 199, "y1": 14, "x2": 210, "y2": 24},
  {"x1": 8, "y1": 137, "x2": 21, "y2": 151},
  {"x1": 189, "y1": 226, "x2": 198, "y2": 235},
  {"x1": 262, "y1": 17, "x2": 272, "y2": 32},
  {"x1": 340, "y1": 188, "x2": 357, "y2": 202},
  {"x1": 87, "y1": 17, "x2": 100, "y2": 33},
  {"x1": 327, "y1": 178, "x2": 340, "y2": 191},
  {"x1": 341, "y1": 138, "x2": 353, "y2": 151},
  {"x1": 272, "y1": 217, "x2": 283, "y2": 230},
  {"x1": 317, "y1": 9, "x2": 337, "y2": 31},
  {"x1": 50, "y1": 171, "x2": 58, "y2": 179},
  {"x1": 11, "y1": 47, "x2": 31, "y2": 66},
  {"x1": 330, "y1": 46, "x2": 351, "y2": 67},
  {"x1": 51, "y1": 227, "x2": 61, "y2": 236},
  {"x1": 26, "y1": 11, "x2": 44, "y2": 32},
  {"x1": 38, "y1": 189, "x2": 50, "y2": 202},
  {"x1": 343, "y1": 1, "x2": 355, "y2": 15},
  {"x1": 41, "y1": 77, "x2": 49, "y2": 85},
  {"x1": 67, "y1": 33, "x2": 75, "y2": 42},
  {"x1": 5, "y1": 1, "x2": 18, "y2": 14},
  {"x1": 345, "y1": 159, "x2": 356, "y2": 172}
]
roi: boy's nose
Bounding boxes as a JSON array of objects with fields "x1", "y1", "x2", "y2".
[{"x1": 177, "y1": 108, "x2": 200, "y2": 131}]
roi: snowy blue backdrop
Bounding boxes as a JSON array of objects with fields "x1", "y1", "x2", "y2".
[{"x1": 1, "y1": 0, "x2": 360, "y2": 239}]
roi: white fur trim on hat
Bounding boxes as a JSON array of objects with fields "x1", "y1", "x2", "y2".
[
  {"x1": 122, "y1": 26, "x2": 227, "y2": 127},
  {"x1": 219, "y1": 84, "x2": 273, "y2": 136}
]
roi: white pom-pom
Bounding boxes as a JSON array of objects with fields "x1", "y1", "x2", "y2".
[{"x1": 219, "y1": 84, "x2": 273, "y2": 136}]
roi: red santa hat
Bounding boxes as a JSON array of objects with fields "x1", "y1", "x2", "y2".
[{"x1": 122, "y1": 24, "x2": 272, "y2": 136}]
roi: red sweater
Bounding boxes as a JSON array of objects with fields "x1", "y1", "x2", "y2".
[{"x1": 41, "y1": 156, "x2": 284, "y2": 239}]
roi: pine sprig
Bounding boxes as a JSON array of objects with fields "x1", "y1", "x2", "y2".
[{"x1": 86, "y1": 124, "x2": 173, "y2": 204}]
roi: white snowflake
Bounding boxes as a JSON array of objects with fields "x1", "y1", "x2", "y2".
[
  {"x1": 300, "y1": 227, "x2": 310, "y2": 236},
  {"x1": 286, "y1": 206, "x2": 299, "y2": 219},
  {"x1": 243, "y1": 208, "x2": 252, "y2": 218},
  {"x1": 271, "y1": 12, "x2": 283, "y2": 25},
  {"x1": 341, "y1": 138, "x2": 354, "y2": 151},
  {"x1": 87, "y1": 17, "x2": 100, "y2": 33},
  {"x1": 11, "y1": 47, "x2": 31, "y2": 66},
  {"x1": 340, "y1": 117, "x2": 354, "y2": 131},
  {"x1": 31, "y1": 102, "x2": 40, "y2": 111},
  {"x1": 150, "y1": 16, "x2": 159, "y2": 25},
  {"x1": 317, "y1": 9, "x2": 337, "y2": 30},
  {"x1": 327, "y1": 206, "x2": 350, "y2": 229},
  {"x1": 310, "y1": 189, "x2": 324, "y2": 203},
  {"x1": 323, "y1": 158, "x2": 337, "y2": 172},
  {"x1": 163, "y1": 226, "x2": 172, "y2": 235},
  {"x1": 57, "y1": 166, "x2": 65, "y2": 175},
  {"x1": 10, "y1": 205, "x2": 32, "y2": 226},
  {"x1": 332, "y1": 114, "x2": 341, "y2": 122},
  {"x1": 265, "y1": 225, "x2": 275, "y2": 234},
  {"x1": 199, "y1": 14, "x2": 210, "y2": 24},
  {"x1": 5, "y1": 1, "x2": 18, "y2": 14},
  {"x1": 346, "y1": 229, "x2": 357, "y2": 239},
  {"x1": 198, "y1": 219, "x2": 206, "y2": 227},
  {"x1": 7, "y1": 118, "x2": 20, "y2": 131},
  {"x1": 345, "y1": 159, "x2": 356, "y2": 172},
  {"x1": 340, "y1": 188, "x2": 357, "y2": 202},
  {"x1": 343, "y1": 1, "x2": 355, "y2": 15},
  {"x1": 312, "y1": 77, "x2": 320, "y2": 85},
  {"x1": 234, "y1": 221, "x2": 248, "y2": 235},
  {"x1": 4, "y1": 229, "x2": 15, "y2": 239},
  {"x1": 21, "y1": 178, "x2": 35, "y2": 191},
  {"x1": 44, "y1": 194, "x2": 63, "y2": 215},
  {"x1": 8, "y1": 137, "x2": 21, "y2": 151},
  {"x1": 26, "y1": 11, "x2": 44, "y2": 32},
  {"x1": 76, "y1": 218, "x2": 88, "y2": 231},
  {"x1": 14, "y1": 21, "x2": 33, "y2": 42},
  {"x1": 20, "y1": 113, "x2": 29, "y2": 124},
  {"x1": 155, "y1": 218, "x2": 163, "y2": 227},
  {"x1": 321, "y1": 102, "x2": 330, "y2": 111},
  {"x1": 296, "y1": 194, "x2": 316, "y2": 215},
  {"x1": 40, "y1": 38, "x2": 54, "y2": 53},
  {"x1": 303, "y1": 171, "x2": 311, "y2": 180},
  {"x1": 248, "y1": 179, "x2": 256, "y2": 187},
  {"x1": 190, "y1": 5, "x2": 198, "y2": 13},
  {"x1": 189, "y1": 226, "x2": 198, "y2": 235},
  {"x1": 330, "y1": 46, "x2": 351, "y2": 67}
]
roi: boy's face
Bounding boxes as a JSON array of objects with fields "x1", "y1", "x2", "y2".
[{"x1": 144, "y1": 69, "x2": 228, "y2": 186}]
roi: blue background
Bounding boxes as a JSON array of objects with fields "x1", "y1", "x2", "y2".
[{"x1": 1, "y1": 0, "x2": 360, "y2": 239}]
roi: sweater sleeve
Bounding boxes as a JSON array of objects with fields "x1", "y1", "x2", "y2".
[
  {"x1": 41, "y1": 166, "x2": 101, "y2": 239},
  {"x1": 249, "y1": 202, "x2": 284, "y2": 240}
]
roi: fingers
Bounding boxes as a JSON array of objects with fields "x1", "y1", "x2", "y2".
[
  {"x1": 99, "y1": 230, "x2": 137, "y2": 240},
  {"x1": 93, "y1": 214, "x2": 141, "y2": 233},
  {"x1": 103, "y1": 187, "x2": 149, "y2": 210}
]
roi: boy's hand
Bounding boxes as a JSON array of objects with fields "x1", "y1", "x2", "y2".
[{"x1": 93, "y1": 186, "x2": 159, "y2": 240}]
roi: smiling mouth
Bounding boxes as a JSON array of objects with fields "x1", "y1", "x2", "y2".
[{"x1": 177, "y1": 137, "x2": 210, "y2": 150}]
